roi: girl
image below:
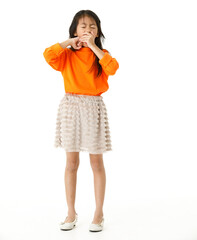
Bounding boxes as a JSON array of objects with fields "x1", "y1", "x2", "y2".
[{"x1": 43, "y1": 9, "x2": 119, "y2": 232}]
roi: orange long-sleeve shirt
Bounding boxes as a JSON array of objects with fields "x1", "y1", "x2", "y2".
[{"x1": 43, "y1": 43, "x2": 119, "y2": 96}]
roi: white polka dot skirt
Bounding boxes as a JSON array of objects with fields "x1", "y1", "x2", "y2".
[{"x1": 54, "y1": 93, "x2": 112, "y2": 154}]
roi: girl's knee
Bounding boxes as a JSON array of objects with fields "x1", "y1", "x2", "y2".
[
  {"x1": 66, "y1": 152, "x2": 80, "y2": 171},
  {"x1": 89, "y1": 154, "x2": 104, "y2": 171}
]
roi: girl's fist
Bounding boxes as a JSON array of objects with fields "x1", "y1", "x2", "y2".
[
  {"x1": 78, "y1": 31, "x2": 96, "y2": 48},
  {"x1": 70, "y1": 37, "x2": 82, "y2": 49}
]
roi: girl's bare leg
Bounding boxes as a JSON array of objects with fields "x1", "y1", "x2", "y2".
[
  {"x1": 63, "y1": 151, "x2": 79, "y2": 223},
  {"x1": 89, "y1": 153, "x2": 105, "y2": 224}
]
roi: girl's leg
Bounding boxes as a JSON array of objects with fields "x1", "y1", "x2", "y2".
[
  {"x1": 89, "y1": 153, "x2": 106, "y2": 224},
  {"x1": 63, "y1": 151, "x2": 79, "y2": 223}
]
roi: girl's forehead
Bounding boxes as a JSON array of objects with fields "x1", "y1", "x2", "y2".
[{"x1": 78, "y1": 16, "x2": 96, "y2": 24}]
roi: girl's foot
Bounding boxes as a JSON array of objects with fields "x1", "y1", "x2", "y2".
[
  {"x1": 89, "y1": 213, "x2": 104, "y2": 232},
  {"x1": 60, "y1": 213, "x2": 78, "y2": 231},
  {"x1": 63, "y1": 212, "x2": 77, "y2": 223}
]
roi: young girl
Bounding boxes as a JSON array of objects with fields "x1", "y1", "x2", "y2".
[{"x1": 43, "y1": 9, "x2": 119, "y2": 232}]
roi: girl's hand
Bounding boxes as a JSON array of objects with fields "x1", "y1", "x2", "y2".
[
  {"x1": 70, "y1": 36, "x2": 83, "y2": 50},
  {"x1": 78, "y1": 31, "x2": 96, "y2": 48}
]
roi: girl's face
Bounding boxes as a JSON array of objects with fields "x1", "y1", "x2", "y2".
[{"x1": 74, "y1": 15, "x2": 99, "y2": 47}]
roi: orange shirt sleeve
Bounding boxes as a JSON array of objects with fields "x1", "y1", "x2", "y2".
[
  {"x1": 99, "y1": 50, "x2": 119, "y2": 75},
  {"x1": 43, "y1": 43, "x2": 68, "y2": 71}
]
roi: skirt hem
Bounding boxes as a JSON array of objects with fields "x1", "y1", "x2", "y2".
[{"x1": 54, "y1": 145, "x2": 112, "y2": 154}]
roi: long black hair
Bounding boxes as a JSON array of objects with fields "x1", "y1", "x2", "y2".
[{"x1": 68, "y1": 10, "x2": 106, "y2": 78}]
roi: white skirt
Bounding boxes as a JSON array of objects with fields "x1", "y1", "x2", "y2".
[{"x1": 54, "y1": 93, "x2": 112, "y2": 154}]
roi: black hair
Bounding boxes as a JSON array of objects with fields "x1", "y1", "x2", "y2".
[{"x1": 68, "y1": 10, "x2": 107, "y2": 78}]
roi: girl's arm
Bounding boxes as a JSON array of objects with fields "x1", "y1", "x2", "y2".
[
  {"x1": 83, "y1": 32, "x2": 119, "y2": 75},
  {"x1": 90, "y1": 44, "x2": 119, "y2": 76},
  {"x1": 43, "y1": 41, "x2": 69, "y2": 71},
  {"x1": 89, "y1": 44, "x2": 105, "y2": 60}
]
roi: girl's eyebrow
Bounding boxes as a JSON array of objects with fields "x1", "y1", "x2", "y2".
[{"x1": 80, "y1": 23, "x2": 96, "y2": 26}]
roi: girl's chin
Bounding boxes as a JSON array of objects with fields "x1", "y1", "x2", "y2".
[{"x1": 82, "y1": 42, "x2": 88, "y2": 47}]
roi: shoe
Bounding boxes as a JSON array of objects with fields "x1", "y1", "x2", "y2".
[
  {"x1": 89, "y1": 217, "x2": 104, "y2": 232},
  {"x1": 59, "y1": 213, "x2": 78, "y2": 231}
]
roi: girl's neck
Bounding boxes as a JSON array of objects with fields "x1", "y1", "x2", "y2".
[{"x1": 78, "y1": 46, "x2": 92, "y2": 51}]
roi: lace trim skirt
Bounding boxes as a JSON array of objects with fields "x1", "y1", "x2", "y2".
[{"x1": 54, "y1": 93, "x2": 112, "y2": 154}]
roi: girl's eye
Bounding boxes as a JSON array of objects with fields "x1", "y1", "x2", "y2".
[{"x1": 81, "y1": 26, "x2": 95, "y2": 29}]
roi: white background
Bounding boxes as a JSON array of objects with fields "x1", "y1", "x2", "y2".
[{"x1": 0, "y1": 0, "x2": 197, "y2": 239}]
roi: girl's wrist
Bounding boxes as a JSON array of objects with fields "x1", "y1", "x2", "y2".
[
  {"x1": 89, "y1": 42, "x2": 96, "y2": 49},
  {"x1": 59, "y1": 39, "x2": 72, "y2": 49}
]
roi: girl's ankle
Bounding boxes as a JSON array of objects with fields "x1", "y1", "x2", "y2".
[
  {"x1": 67, "y1": 210, "x2": 77, "y2": 216},
  {"x1": 94, "y1": 210, "x2": 104, "y2": 217}
]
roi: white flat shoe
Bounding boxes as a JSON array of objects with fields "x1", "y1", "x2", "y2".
[
  {"x1": 59, "y1": 213, "x2": 78, "y2": 231},
  {"x1": 89, "y1": 217, "x2": 104, "y2": 232}
]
